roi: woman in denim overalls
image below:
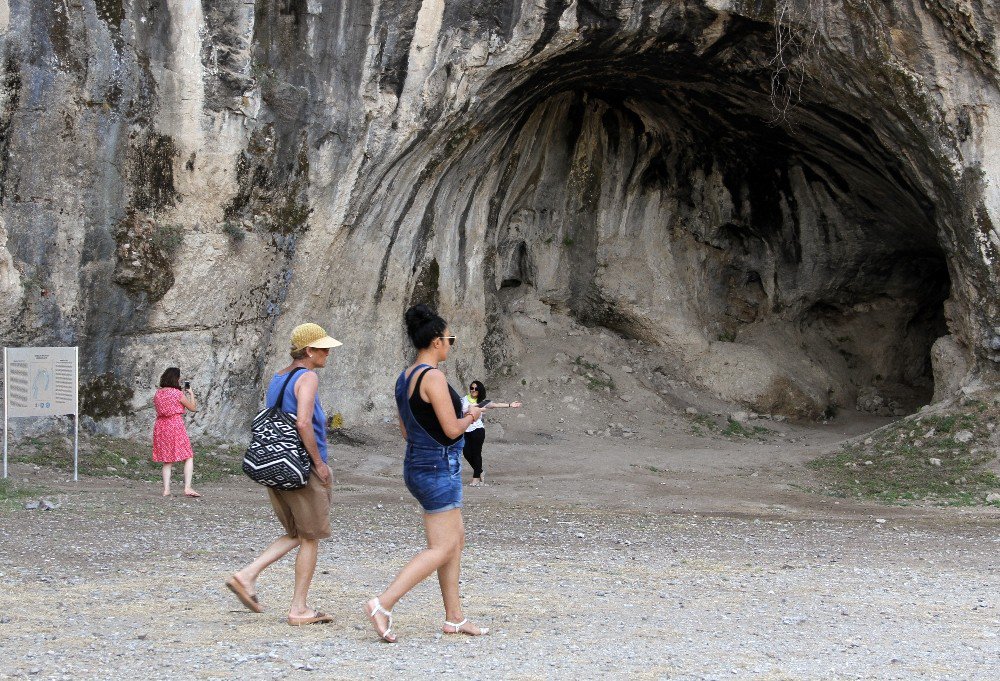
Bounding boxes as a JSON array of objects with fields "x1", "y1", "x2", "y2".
[{"x1": 363, "y1": 304, "x2": 488, "y2": 642}]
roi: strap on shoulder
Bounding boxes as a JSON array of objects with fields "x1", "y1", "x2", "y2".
[
  {"x1": 275, "y1": 367, "x2": 306, "y2": 411},
  {"x1": 409, "y1": 365, "x2": 436, "y2": 399}
]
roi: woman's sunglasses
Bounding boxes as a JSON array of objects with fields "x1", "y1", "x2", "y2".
[
  {"x1": 439, "y1": 336, "x2": 457, "y2": 346},
  {"x1": 469, "y1": 386, "x2": 478, "y2": 392}
]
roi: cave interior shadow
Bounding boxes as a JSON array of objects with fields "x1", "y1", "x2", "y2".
[{"x1": 473, "y1": 25, "x2": 951, "y2": 416}]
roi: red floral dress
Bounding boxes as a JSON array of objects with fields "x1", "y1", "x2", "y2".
[{"x1": 152, "y1": 388, "x2": 194, "y2": 463}]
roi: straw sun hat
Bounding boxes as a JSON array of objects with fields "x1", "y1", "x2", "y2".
[{"x1": 291, "y1": 323, "x2": 342, "y2": 352}]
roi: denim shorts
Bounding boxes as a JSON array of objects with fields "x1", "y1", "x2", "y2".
[{"x1": 403, "y1": 442, "x2": 463, "y2": 513}]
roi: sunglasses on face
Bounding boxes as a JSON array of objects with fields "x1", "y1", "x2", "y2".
[
  {"x1": 439, "y1": 336, "x2": 456, "y2": 346},
  {"x1": 469, "y1": 386, "x2": 478, "y2": 392}
]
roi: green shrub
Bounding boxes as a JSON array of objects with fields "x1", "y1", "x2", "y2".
[
  {"x1": 152, "y1": 223, "x2": 184, "y2": 255},
  {"x1": 222, "y1": 221, "x2": 246, "y2": 244}
]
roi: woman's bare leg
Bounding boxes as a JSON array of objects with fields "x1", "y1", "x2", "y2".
[
  {"x1": 161, "y1": 463, "x2": 172, "y2": 496},
  {"x1": 183, "y1": 457, "x2": 199, "y2": 496},
  {"x1": 378, "y1": 509, "x2": 463, "y2": 607},
  {"x1": 365, "y1": 509, "x2": 463, "y2": 640},
  {"x1": 232, "y1": 534, "x2": 301, "y2": 598},
  {"x1": 289, "y1": 538, "x2": 320, "y2": 618},
  {"x1": 436, "y1": 515, "x2": 486, "y2": 635},
  {"x1": 436, "y1": 514, "x2": 465, "y2": 621}
]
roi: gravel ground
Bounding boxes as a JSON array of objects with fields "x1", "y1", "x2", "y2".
[{"x1": 1, "y1": 427, "x2": 999, "y2": 680}]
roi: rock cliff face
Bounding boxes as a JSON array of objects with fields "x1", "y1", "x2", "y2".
[{"x1": 0, "y1": 0, "x2": 998, "y2": 435}]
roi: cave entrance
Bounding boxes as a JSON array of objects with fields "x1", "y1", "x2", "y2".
[{"x1": 479, "y1": 28, "x2": 952, "y2": 418}]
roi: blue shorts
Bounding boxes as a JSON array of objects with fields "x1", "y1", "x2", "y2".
[{"x1": 403, "y1": 442, "x2": 463, "y2": 513}]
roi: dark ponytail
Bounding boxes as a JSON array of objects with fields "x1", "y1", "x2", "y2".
[{"x1": 405, "y1": 303, "x2": 447, "y2": 349}]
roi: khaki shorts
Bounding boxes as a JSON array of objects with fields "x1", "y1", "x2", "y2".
[{"x1": 267, "y1": 471, "x2": 332, "y2": 540}]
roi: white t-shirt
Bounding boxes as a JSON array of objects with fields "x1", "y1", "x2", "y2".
[{"x1": 461, "y1": 395, "x2": 485, "y2": 432}]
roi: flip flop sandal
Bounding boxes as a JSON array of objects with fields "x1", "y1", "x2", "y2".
[
  {"x1": 443, "y1": 618, "x2": 489, "y2": 636},
  {"x1": 225, "y1": 576, "x2": 264, "y2": 613},
  {"x1": 287, "y1": 610, "x2": 334, "y2": 626},
  {"x1": 364, "y1": 598, "x2": 397, "y2": 643}
]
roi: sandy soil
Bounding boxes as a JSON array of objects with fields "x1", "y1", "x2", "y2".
[{"x1": 1, "y1": 411, "x2": 999, "y2": 680}]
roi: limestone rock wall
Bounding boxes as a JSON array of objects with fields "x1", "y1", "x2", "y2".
[{"x1": 0, "y1": 0, "x2": 998, "y2": 435}]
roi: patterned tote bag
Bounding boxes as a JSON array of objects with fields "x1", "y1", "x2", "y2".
[{"x1": 243, "y1": 368, "x2": 312, "y2": 489}]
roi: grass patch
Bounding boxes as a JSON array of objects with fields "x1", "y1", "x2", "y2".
[
  {"x1": 688, "y1": 414, "x2": 773, "y2": 440},
  {"x1": 13, "y1": 434, "x2": 243, "y2": 483},
  {"x1": 808, "y1": 401, "x2": 1000, "y2": 506},
  {"x1": 689, "y1": 413, "x2": 719, "y2": 437},
  {"x1": 630, "y1": 464, "x2": 668, "y2": 475},
  {"x1": 572, "y1": 356, "x2": 615, "y2": 391},
  {"x1": 0, "y1": 478, "x2": 48, "y2": 510},
  {"x1": 722, "y1": 419, "x2": 774, "y2": 439}
]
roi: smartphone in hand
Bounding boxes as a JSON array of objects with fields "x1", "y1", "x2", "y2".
[{"x1": 183, "y1": 381, "x2": 191, "y2": 390}]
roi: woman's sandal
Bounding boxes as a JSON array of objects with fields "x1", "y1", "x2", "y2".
[
  {"x1": 364, "y1": 597, "x2": 397, "y2": 643},
  {"x1": 443, "y1": 618, "x2": 489, "y2": 636},
  {"x1": 287, "y1": 610, "x2": 334, "y2": 626},
  {"x1": 225, "y1": 575, "x2": 263, "y2": 613}
]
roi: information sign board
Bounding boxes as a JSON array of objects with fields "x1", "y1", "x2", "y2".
[
  {"x1": 6, "y1": 347, "x2": 78, "y2": 417},
  {"x1": 3, "y1": 347, "x2": 79, "y2": 479}
]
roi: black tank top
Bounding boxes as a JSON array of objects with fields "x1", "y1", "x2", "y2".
[{"x1": 408, "y1": 367, "x2": 463, "y2": 446}]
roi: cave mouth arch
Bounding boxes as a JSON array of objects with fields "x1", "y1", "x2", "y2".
[{"x1": 466, "y1": 26, "x2": 952, "y2": 418}]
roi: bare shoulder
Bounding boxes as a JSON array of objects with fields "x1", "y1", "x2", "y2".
[
  {"x1": 420, "y1": 368, "x2": 447, "y2": 387},
  {"x1": 296, "y1": 371, "x2": 319, "y2": 389}
]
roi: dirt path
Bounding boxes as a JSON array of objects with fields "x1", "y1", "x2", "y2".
[{"x1": 1, "y1": 417, "x2": 998, "y2": 679}]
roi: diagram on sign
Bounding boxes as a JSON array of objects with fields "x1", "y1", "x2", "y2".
[{"x1": 31, "y1": 363, "x2": 53, "y2": 406}]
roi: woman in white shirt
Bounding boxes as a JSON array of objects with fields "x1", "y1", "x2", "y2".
[{"x1": 460, "y1": 380, "x2": 521, "y2": 486}]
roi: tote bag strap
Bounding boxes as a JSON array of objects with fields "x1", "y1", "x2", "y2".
[{"x1": 275, "y1": 367, "x2": 306, "y2": 411}]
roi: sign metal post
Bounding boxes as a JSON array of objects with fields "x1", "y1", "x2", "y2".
[
  {"x1": 3, "y1": 347, "x2": 8, "y2": 480},
  {"x1": 73, "y1": 347, "x2": 79, "y2": 481}
]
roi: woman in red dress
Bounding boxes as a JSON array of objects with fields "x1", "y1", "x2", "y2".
[{"x1": 152, "y1": 367, "x2": 199, "y2": 497}]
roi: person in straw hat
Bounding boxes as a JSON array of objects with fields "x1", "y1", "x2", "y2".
[{"x1": 226, "y1": 323, "x2": 342, "y2": 626}]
